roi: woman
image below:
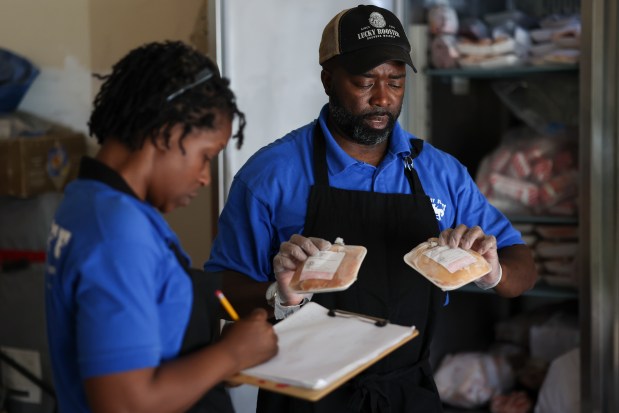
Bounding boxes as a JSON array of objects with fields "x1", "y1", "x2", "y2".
[{"x1": 44, "y1": 41, "x2": 277, "y2": 413}]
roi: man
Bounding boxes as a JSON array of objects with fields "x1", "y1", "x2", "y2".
[
  {"x1": 206, "y1": 5, "x2": 537, "y2": 412},
  {"x1": 44, "y1": 41, "x2": 278, "y2": 413}
]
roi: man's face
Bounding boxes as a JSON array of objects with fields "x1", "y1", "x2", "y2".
[{"x1": 324, "y1": 60, "x2": 406, "y2": 146}]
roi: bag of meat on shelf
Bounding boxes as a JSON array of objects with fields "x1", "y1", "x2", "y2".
[{"x1": 475, "y1": 127, "x2": 579, "y2": 217}]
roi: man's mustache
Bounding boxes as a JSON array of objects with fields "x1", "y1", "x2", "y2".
[{"x1": 361, "y1": 111, "x2": 395, "y2": 120}]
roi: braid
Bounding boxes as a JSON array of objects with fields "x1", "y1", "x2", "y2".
[{"x1": 88, "y1": 41, "x2": 245, "y2": 150}]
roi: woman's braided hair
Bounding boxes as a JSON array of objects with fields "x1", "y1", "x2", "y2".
[{"x1": 89, "y1": 41, "x2": 245, "y2": 151}]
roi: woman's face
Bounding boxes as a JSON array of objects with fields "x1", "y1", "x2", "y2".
[{"x1": 148, "y1": 112, "x2": 232, "y2": 213}]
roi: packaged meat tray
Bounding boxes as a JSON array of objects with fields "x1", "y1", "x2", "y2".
[
  {"x1": 289, "y1": 237, "x2": 367, "y2": 293},
  {"x1": 403, "y1": 238, "x2": 491, "y2": 291}
]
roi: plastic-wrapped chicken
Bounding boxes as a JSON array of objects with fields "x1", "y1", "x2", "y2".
[{"x1": 428, "y1": 3, "x2": 459, "y2": 35}]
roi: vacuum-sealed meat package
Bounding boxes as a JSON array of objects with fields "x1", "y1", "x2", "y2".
[
  {"x1": 475, "y1": 126, "x2": 579, "y2": 217},
  {"x1": 403, "y1": 238, "x2": 491, "y2": 291},
  {"x1": 289, "y1": 237, "x2": 367, "y2": 293}
]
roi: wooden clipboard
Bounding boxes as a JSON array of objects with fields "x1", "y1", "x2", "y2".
[{"x1": 227, "y1": 305, "x2": 419, "y2": 401}]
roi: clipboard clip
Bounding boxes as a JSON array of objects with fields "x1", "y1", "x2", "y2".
[{"x1": 327, "y1": 308, "x2": 389, "y2": 327}]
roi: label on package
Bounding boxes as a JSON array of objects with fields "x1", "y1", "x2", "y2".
[
  {"x1": 423, "y1": 246, "x2": 477, "y2": 273},
  {"x1": 299, "y1": 251, "x2": 345, "y2": 280}
]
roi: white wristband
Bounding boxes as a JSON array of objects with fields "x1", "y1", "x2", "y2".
[{"x1": 475, "y1": 264, "x2": 502, "y2": 290}]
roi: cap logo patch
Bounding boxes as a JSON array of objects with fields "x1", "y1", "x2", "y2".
[
  {"x1": 368, "y1": 12, "x2": 386, "y2": 28},
  {"x1": 357, "y1": 12, "x2": 401, "y2": 41}
]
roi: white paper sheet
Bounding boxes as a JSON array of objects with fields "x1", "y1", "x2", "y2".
[{"x1": 241, "y1": 302, "x2": 416, "y2": 389}]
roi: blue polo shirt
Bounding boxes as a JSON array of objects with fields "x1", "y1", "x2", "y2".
[
  {"x1": 206, "y1": 105, "x2": 523, "y2": 281},
  {"x1": 45, "y1": 158, "x2": 193, "y2": 413}
]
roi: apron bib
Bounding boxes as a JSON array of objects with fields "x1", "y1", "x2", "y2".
[
  {"x1": 258, "y1": 127, "x2": 445, "y2": 413},
  {"x1": 170, "y1": 243, "x2": 235, "y2": 413}
]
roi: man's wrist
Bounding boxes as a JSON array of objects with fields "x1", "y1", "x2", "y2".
[
  {"x1": 267, "y1": 282, "x2": 308, "y2": 307},
  {"x1": 475, "y1": 264, "x2": 503, "y2": 290},
  {"x1": 274, "y1": 293, "x2": 311, "y2": 319}
]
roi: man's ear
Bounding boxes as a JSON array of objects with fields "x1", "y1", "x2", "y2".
[{"x1": 320, "y1": 69, "x2": 332, "y2": 97}]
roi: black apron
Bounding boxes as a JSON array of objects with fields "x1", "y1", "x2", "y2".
[
  {"x1": 257, "y1": 126, "x2": 445, "y2": 413},
  {"x1": 170, "y1": 243, "x2": 235, "y2": 413}
]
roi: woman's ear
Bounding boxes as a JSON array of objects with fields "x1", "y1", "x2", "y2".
[{"x1": 152, "y1": 125, "x2": 174, "y2": 152}]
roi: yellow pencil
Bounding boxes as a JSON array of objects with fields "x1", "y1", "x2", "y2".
[{"x1": 215, "y1": 290, "x2": 239, "y2": 321}]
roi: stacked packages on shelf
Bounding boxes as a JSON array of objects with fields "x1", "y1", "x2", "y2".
[
  {"x1": 427, "y1": 2, "x2": 580, "y2": 70},
  {"x1": 475, "y1": 129, "x2": 579, "y2": 218},
  {"x1": 515, "y1": 223, "x2": 579, "y2": 287},
  {"x1": 475, "y1": 128, "x2": 580, "y2": 288},
  {"x1": 528, "y1": 15, "x2": 580, "y2": 66}
]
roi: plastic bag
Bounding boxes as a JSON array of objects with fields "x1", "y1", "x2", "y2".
[
  {"x1": 534, "y1": 348, "x2": 580, "y2": 413},
  {"x1": 0, "y1": 48, "x2": 39, "y2": 113},
  {"x1": 492, "y1": 76, "x2": 579, "y2": 136},
  {"x1": 435, "y1": 352, "x2": 515, "y2": 409},
  {"x1": 428, "y1": 3, "x2": 459, "y2": 35},
  {"x1": 289, "y1": 237, "x2": 366, "y2": 293},
  {"x1": 475, "y1": 127, "x2": 578, "y2": 216},
  {"x1": 403, "y1": 237, "x2": 491, "y2": 291}
]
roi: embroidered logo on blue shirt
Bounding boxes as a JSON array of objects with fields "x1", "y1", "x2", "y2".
[{"x1": 431, "y1": 198, "x2": 447, "y2": 221}]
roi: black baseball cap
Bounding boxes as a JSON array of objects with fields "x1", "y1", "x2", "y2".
[{"x1": 319, "y1": 5, "x2": 417, "y2": 74}]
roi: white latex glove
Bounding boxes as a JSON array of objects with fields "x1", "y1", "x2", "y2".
[
  {"x1": 438, "y1": 224, "x2": 502, "y2": 290},
  {"x1": 273, "y1": 234, "x2": 332, "y2": 305}
]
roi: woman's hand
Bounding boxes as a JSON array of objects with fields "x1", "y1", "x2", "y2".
[{"x1": 219, "y1": 308, "x2": 278, "y2": 370}]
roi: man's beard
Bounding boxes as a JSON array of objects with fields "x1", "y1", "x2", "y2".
[{"x1": 329, "y1": 94, "x2": 400, "y2": 146}]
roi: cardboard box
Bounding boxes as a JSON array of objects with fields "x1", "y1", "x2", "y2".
[{"x1": 0, "y1": 131, "x2": 86, "y2": 198}]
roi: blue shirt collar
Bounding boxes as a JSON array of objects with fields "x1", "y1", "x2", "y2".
[{"x1": 317, "y1": 104, "x2": 412, "y2": 176}]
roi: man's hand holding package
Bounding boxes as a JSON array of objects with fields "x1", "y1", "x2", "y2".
[
  {"x1": 438, "y1": 224, "x2": 502, "y2": 290},
  {"x1": 273, "y1": 234, "x2": 332, "y2": 305}
]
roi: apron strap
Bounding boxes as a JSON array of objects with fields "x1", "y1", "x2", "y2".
[
  {"x1": 403, "y1": 139, "x2": 426, "y2": 195},
  {"x1": 167, "y1": 241, "x2": 235, "y2": 413},
  {"x1": 168, "y1": 241, "x2": 191, "y2": 273},
  {"x1": 312, "y1": 123, "x2": 329, "y2": 185}
]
